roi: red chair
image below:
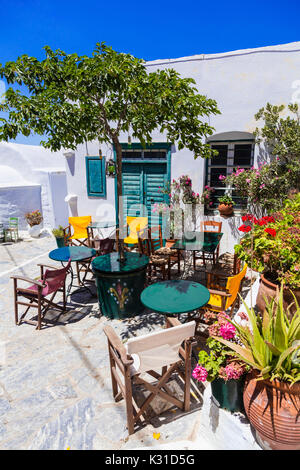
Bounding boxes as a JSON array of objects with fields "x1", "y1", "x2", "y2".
[{"x1": 11, "y1": 260, "x2": 71, "y2": 330}]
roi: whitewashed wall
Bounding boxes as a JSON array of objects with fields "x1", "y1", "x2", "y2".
[{"x1": 0, "y1": 142, "x2": 68, "y2": 230}]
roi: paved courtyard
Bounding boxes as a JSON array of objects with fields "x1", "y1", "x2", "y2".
[{"x1": 0, "y1": 233, "x2": 261, "y2": 450}]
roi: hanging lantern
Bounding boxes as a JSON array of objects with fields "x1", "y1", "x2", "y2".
[
  {"x1": 99, "y1": 148, "x2": 103, "y2": 160},
  {"x1": 106, "y1": 158, "x2": 117, "y2": 177}
]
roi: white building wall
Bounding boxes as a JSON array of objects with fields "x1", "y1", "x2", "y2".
[{"x1": 0, "y1": 142, "x2": 68, "y2": 230}]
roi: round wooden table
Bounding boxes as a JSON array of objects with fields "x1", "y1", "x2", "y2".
[{"x1": 140, "y1": 279, "x2": 210, "y2": 318}]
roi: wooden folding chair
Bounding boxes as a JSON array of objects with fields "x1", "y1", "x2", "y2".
[
  {"x1": 104, "y1": 317, "x2": 195, "y2": 435},
  {"x1": 188, "y1": 263, "x2": 248, "y2": 335},
  {"x1": 63, "y1": 216, "x2": 92, "y2": 247},
  {"x1": 11, "y1": 261, "x2": 71, "y2": 330},
  {"x1": 193, "y1": 220, "x2": 222, "y2": 269}
]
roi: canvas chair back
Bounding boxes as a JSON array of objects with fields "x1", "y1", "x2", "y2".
[
  {"x1": 126, "y1": 321, "x2": 195, "y2": 374},
  {"x1": 209, "y1": 263, "x2": 248, "y2": 310},
  {"x1": 69, "y1": 216, "x2": 92, "y2": 239},
  {"x1": 42, "y1": 260, "x2": 71, "y2": 296},
  {"x1": 125, "y1": 216, "x2": 148, "y2": 244}
]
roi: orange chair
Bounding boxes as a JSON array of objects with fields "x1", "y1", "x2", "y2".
[
  {"x1": 206, "y1": 263, "x2": 248, "y2": 315},
  {"x1": 64, "y1": 216, "x2": 92, "y2": 247}
]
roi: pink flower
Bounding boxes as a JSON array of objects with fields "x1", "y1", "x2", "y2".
[
  {"x1": 219, "y1": 175, "x2": 226, "y2": 181},
  {"x1": 219, "y1": 322, "x2": 236, "y2": 340},
  {"x1": 192, "y1": 365, "x2": 208, "y2": 382},
  {"x1": 224, "y1": 363, "x2": 244, "y2": 380}
]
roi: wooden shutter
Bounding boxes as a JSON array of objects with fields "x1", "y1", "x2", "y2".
[{"x1": 86, "y1": 157, "x2": 106, "y2": 197}]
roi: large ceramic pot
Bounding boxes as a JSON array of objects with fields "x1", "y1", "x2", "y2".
[
  {"x1": 27, "y1": 223, "x2": 42, "y2": 238},
  {"x1": 243, "y1": 371, "x2": 300, "y2": 450},
  {"x1": 256, "y1": 273, "x2": 300, "y2": 317},
  {"x1": 218, "y1": 203, "x2": 233, "y2": 216},
  {"x1": 211, "y1": 376, "x2": 245, "y2": 413}
]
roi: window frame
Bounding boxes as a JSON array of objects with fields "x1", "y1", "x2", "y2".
[{"x1": 205, "y1": 140, "x2": 255, "y2": 210}]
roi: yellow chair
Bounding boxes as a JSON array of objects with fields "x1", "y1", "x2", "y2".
[
  {"x1": 64, "y1": 216, "x2": 92, "y2": 246},
  {"x1": 206, "y1": 263, "x2": 248, "y2": 315},
  {"x1": 124, "y1": 216, "x2": 148, "y2": 248}
]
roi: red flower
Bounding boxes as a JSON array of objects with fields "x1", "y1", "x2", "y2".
[
  {"x1": 264, "y1": 228, "x2": 276, "y2": 237},
  {"x1": 238, "y1": 224, "x2": 252, "y2": 233}
]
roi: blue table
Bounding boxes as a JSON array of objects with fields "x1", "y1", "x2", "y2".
[{"x1": 49, "y1": 246, "x2": 96, "y2": 297}]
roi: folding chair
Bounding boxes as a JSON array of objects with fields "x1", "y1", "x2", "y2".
[
  {"x1": 188, "y1": 263, "x2": 248, "y2": 335},
  {"x1": 124, "y1": 216, "x2": 148, "y2": 250},
  {"x1": 11, "y1": 260, "x2": 71, "y2": 330},
  {"x1": 193, "y1": 220, "x2": 222, "y2": 269},
  {"x1": 64, "y1": 216, "x2": 92, "y2": 247},
  {"x1": 104, "y1": 317, "x2": 196, "y2": 435}
]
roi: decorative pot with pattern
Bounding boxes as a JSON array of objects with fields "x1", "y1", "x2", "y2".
[{"x1": 243, "y1": 371, "x2": 300, "y2": 450}]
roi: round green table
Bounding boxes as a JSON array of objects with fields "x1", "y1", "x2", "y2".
[{"x1": 140, "y1": 280, "x2": 210, "y2": 318}]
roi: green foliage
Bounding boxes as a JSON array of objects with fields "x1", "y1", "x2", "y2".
[
  {"x1": 197, "y1": 338, "x2": 233, "y2": 382},
  {"x1": 214, "y1": 287, "x2": 300, "y2": 384},
  {"x1": 234, "y1": 193, "x2": 300, "y2": 288},
  {"x1": 224, "y1": 103, "x2": 300, "y2": 214},
  {"x1": 218, "y1": 194, "x2": 234, "y2": 205},
  {"x1": 0, "y1": 43, "x2": 220, "y2": 157}
]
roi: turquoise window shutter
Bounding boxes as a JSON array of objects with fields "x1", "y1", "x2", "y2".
[{"x1": 86, "y1": 157, "x2": 106, "y2": 197}]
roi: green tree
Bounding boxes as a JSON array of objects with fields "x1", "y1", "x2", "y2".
[{"x1": 0, "y1": 43, "x2": 220, "y2": 258}]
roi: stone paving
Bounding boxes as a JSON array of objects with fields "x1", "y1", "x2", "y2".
[{"x1": 0, "y1": 233, "x2": 261, "y2": 450}]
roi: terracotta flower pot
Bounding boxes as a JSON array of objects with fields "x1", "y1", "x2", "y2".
[
  {"x1": 243, "y1": 371, "x2": 300, "y2": 450},
  {"x1": 256, "y1": 273, "x2": 300, "y2": 317},
  {"x1": 218, "y1": 203, "x2": 233, "y2": 216}
]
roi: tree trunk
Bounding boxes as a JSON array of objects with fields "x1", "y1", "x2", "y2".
[{"x1": 114, "y1": 138, "x2": 125, "y2": 262}]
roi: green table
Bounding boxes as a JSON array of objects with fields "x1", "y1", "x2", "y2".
[
  {"x1": 171, "y1": 231, "x2": 223, "y2": 252},
  {"x1": 140, "y1": 279, "x2": 210, "y2": 318},
  {"x1": 171, "y1": 231, "x2": 223, "y2": 275}
]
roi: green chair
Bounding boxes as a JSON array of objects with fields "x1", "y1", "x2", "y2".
[{"x1": 4, "y1": 217, "x2": 19, "y2": 242}]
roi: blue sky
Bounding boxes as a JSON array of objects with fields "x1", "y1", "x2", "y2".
[{"x1": 1, "y1": 0, "x2": 300, "y2": 144}]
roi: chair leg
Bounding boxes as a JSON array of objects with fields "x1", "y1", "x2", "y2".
[
  {"x1": 184, "y1": 341, "x2": 192, "y2": 411},
  {"x1": 124, "y1": 366, "x2": 135, "y2": 435},
  {"x1": 37, "y1": 293, "x2": 42, "y2": 330}
]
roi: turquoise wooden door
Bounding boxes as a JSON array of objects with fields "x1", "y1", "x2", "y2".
[{"x1": 122, "y1": 163, "x2": 168, "y2": 226}]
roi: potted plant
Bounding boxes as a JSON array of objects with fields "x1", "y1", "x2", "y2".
[
  {"x1": 192, "y1": 311, "x2": 250, "y2": 413},
  {"x1": 52, "y1": 225, "x2": 67, "y2": 248},
  {"x1": 235, "y1": 192, "x2": 300, "y2": 314},
  {"x1": 25, "y1": 210, "x2": 43, "y2": 238},
  {"x1": 214, "y1": 288, "x2": 300, "y2": 450},
  {"x1": 217, "y1": 194, "x2": 234, "y2": 216}
]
